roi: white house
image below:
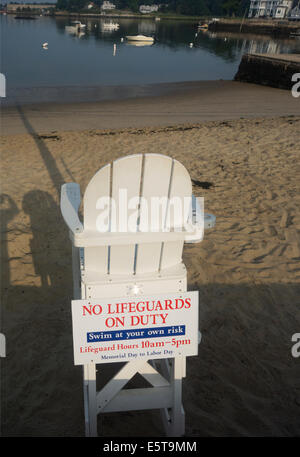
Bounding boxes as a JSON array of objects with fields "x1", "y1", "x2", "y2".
[
  {"x1": 248, "y1": 0, "x2": 293, "y2": 18},
  {"x1": 274, "y1": 0, "x2": 294, "y2": 17},
  {"x1": 101, "y1": 1, "x2": 116, "y2": 10},
  {"x1": 289, "y1": 4, "x2": 300, "y2": 19},
  {"x1": 139, "y1": 4, "x2": 159, "y2": 14}
]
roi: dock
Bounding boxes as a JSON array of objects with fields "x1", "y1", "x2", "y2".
[
  {"x1": 208, "y1": 18, "x2": 300, "y2": 37},
  {"x1": 234, "y1": 53, "x2": 300, "y2": 90}
]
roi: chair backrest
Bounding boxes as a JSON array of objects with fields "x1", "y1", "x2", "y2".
[{"x1": 83, "y1": 153, "x2": 192, "y2": 275}]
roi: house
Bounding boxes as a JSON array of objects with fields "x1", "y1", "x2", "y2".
[
  {"x1": 274, "y1": 0, "x2": 294, "y2": 18},
  {"x1": 248, "y1": 0, "x2": 293, "y2": 18},
  {"x1": 101, "y1": 1, "x2": 116, "y2": 10},
  {"x1": 139, "y1": 4, "x2": 159, "y2": 14},
  {"x1": 6, "y1": 3, "x2": 54, "y2": 13},
  {"x1": 289, "y1": 4, "x2": 300, "y2": 19}
]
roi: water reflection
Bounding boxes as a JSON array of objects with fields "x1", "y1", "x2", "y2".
[
  {"x1": 58, "y1": 17, "x2": 300, "y2": 58},
  {"x1": 100, "y1": 22, "x2": 120, "y2": 33},
  {"x1": 126, "y1": 41, "x2": 153, "y2": 47},
  {"x1": 204, "y1": 30, "x2": 300, "y2": 57},
  {"x1": 65, "y1": 25, "x2": 86, "y2": 39}
]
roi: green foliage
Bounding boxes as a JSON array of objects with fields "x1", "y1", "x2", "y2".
[
  {"x1": 56, "y1": 0, "x2": 87, "y2": 12},
  {"x1": 55, "y1": 0, "x2": 248, "y2": 17}
]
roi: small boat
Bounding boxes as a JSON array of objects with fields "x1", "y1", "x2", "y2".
[
  {"x1": 42, "y1": 42, "x2": 48, "y2": 48},
  {"x1": 71, "y1": 21, "x2": 86, "y2": 29},
  {"x1": 126, "y1": 35, "x2": 154, "y2": 43},
  {"x1": 198, "y1": 23, "x2": 208, "y2": 29}
]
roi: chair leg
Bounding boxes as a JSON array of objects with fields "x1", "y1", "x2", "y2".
[
  {"x1": 155, "y1": 357, "x2": 185, "y2": 437},
  {"x1": 168, "y1": 357, "x2": 185, "y2": 437},
  {"x1": 83, "y1": 363, "x2": 97, "y2": 437},
  {"x1": 71, "y1": 245, "x2": 81, "y2": 300}
]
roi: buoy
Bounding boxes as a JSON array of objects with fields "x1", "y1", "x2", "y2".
[
  {"x1": 121, "y1": 37, "x2": 124, "y2": 42},
  {"x1": 189, "y1": 43, "x2": 193, "y2": 48},
  {"x1": 113, "y1": 43, "x2": 116, "y2": 56}
]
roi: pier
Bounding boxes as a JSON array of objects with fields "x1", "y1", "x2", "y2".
[
  {"x1": 209, "y1": 18, "x2": 300, "y2": 37},
  {"x1": 234, "y1": 53, "x2": 300, "y2": 90}
]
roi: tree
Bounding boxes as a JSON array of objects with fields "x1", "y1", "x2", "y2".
[{"x1": 222, "y1": 0, "x2": 241, "y2": 16}]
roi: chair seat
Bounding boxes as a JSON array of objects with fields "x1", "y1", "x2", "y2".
[{"x1": 81, "y1": 262, "x2": 187, "y2": 299}]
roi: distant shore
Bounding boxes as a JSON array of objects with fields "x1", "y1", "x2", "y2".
[{"x1": 5, "y1": 10, "x2": 205, "y2": 21}]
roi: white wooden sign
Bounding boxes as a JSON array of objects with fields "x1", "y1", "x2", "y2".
[{"x1": 71, "y1": 292, "x2": 199, "y2": 365}]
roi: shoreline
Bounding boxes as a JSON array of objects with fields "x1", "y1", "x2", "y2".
[
  {"x1": 1, "y1": 80, "x2": 221, "y2": 108},
  {"x1": 1, "y1": 80, "x2": 299, "y2": 136}
]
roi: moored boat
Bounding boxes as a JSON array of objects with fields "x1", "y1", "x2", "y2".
[{"x1": 126, "y1": 35, "x2": 154, "y2": 42}]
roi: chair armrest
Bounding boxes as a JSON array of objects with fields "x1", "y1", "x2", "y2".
[
  {"x1": 72, "y1": 227, "x2": 195, "y2": 247},
  {"x1": 204, "y1": 213, "x2": 216, "y2": 229},
  {"x1": 60, "y1": 183, "x2": 83, "y2": 234},
  {"x1": 185, "y1": 195, "x2": 216, "y2": 243}
]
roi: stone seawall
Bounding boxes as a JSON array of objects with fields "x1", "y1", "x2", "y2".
[
  {"x1": 209, "y1": 19, "x2": 299, "y2": 37},
  {"x1": 234, "y1": 53, "x2": 300, "y2": 90}
]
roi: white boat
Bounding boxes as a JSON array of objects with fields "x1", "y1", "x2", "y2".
[
  {"x1": 126, "y1": 35, "x2": 154, "y2": 43},
  {"x1": 71, "y1": 21, "x2": 86, "y2": 29}
]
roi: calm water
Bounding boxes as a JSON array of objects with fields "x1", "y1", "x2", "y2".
[{"x1": 1, "y1": 14, "x2": 300, "y2": 105}]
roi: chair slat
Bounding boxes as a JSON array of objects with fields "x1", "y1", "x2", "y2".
[
  {"x1": 83, "y1": 163, "x2": 111, "y2": 273},
  {"x1": 109, "y1": 155, "x2": 143, "y2": 274},
  {"x1": 135, "y1": 154, "x2": 173, "y2": 274},
  {"x1": 160, "y1": 159, "x2": 192, "y2": 270}
]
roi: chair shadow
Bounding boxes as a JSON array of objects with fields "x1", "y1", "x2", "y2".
[{"x1": 0, "y1": 107, "x2": 84, "y2": 436}]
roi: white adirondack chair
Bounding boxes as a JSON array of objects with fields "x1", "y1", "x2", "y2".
[{"x1": 60, "y1": 153, "x2": 215, "y2": 437}]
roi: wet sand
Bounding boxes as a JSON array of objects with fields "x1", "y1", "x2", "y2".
[{"x1": 1, "y1": 80, "x2": 299, "y2": 135}]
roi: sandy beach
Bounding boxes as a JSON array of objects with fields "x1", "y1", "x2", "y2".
[{"x1": 0, "y1": 80, "x2": 300, "y2": 437}]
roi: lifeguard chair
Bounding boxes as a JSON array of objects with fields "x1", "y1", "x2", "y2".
[{"x1": 60, "y1": 153, "x2": 215, "y2": 437}]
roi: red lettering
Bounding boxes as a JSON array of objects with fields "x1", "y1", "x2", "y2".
[
  {"x1": 184, "y1": 298, "x2": 191, "y2": 308},
  {"x1": 105, "y1": 316, "x2": 125, "y2": 328},
  {"x1": 175, "y1": 298, "x2": 184, "y2": 309},
  {"x1": 82, "y1": 304, "x2": 102, "y2": 316},
  {"x1": 136, "y1": 301, "x2": 145, "y2": 312},
  {"x1": 92, "y1": 304, "x2": 102, "y2": 315},
  {"x1": 164, "y1": 299, "x2": 173, "y2": 310},
  {"x1": 82, "y1": 305, "x2": 92, "y2": 316}
]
